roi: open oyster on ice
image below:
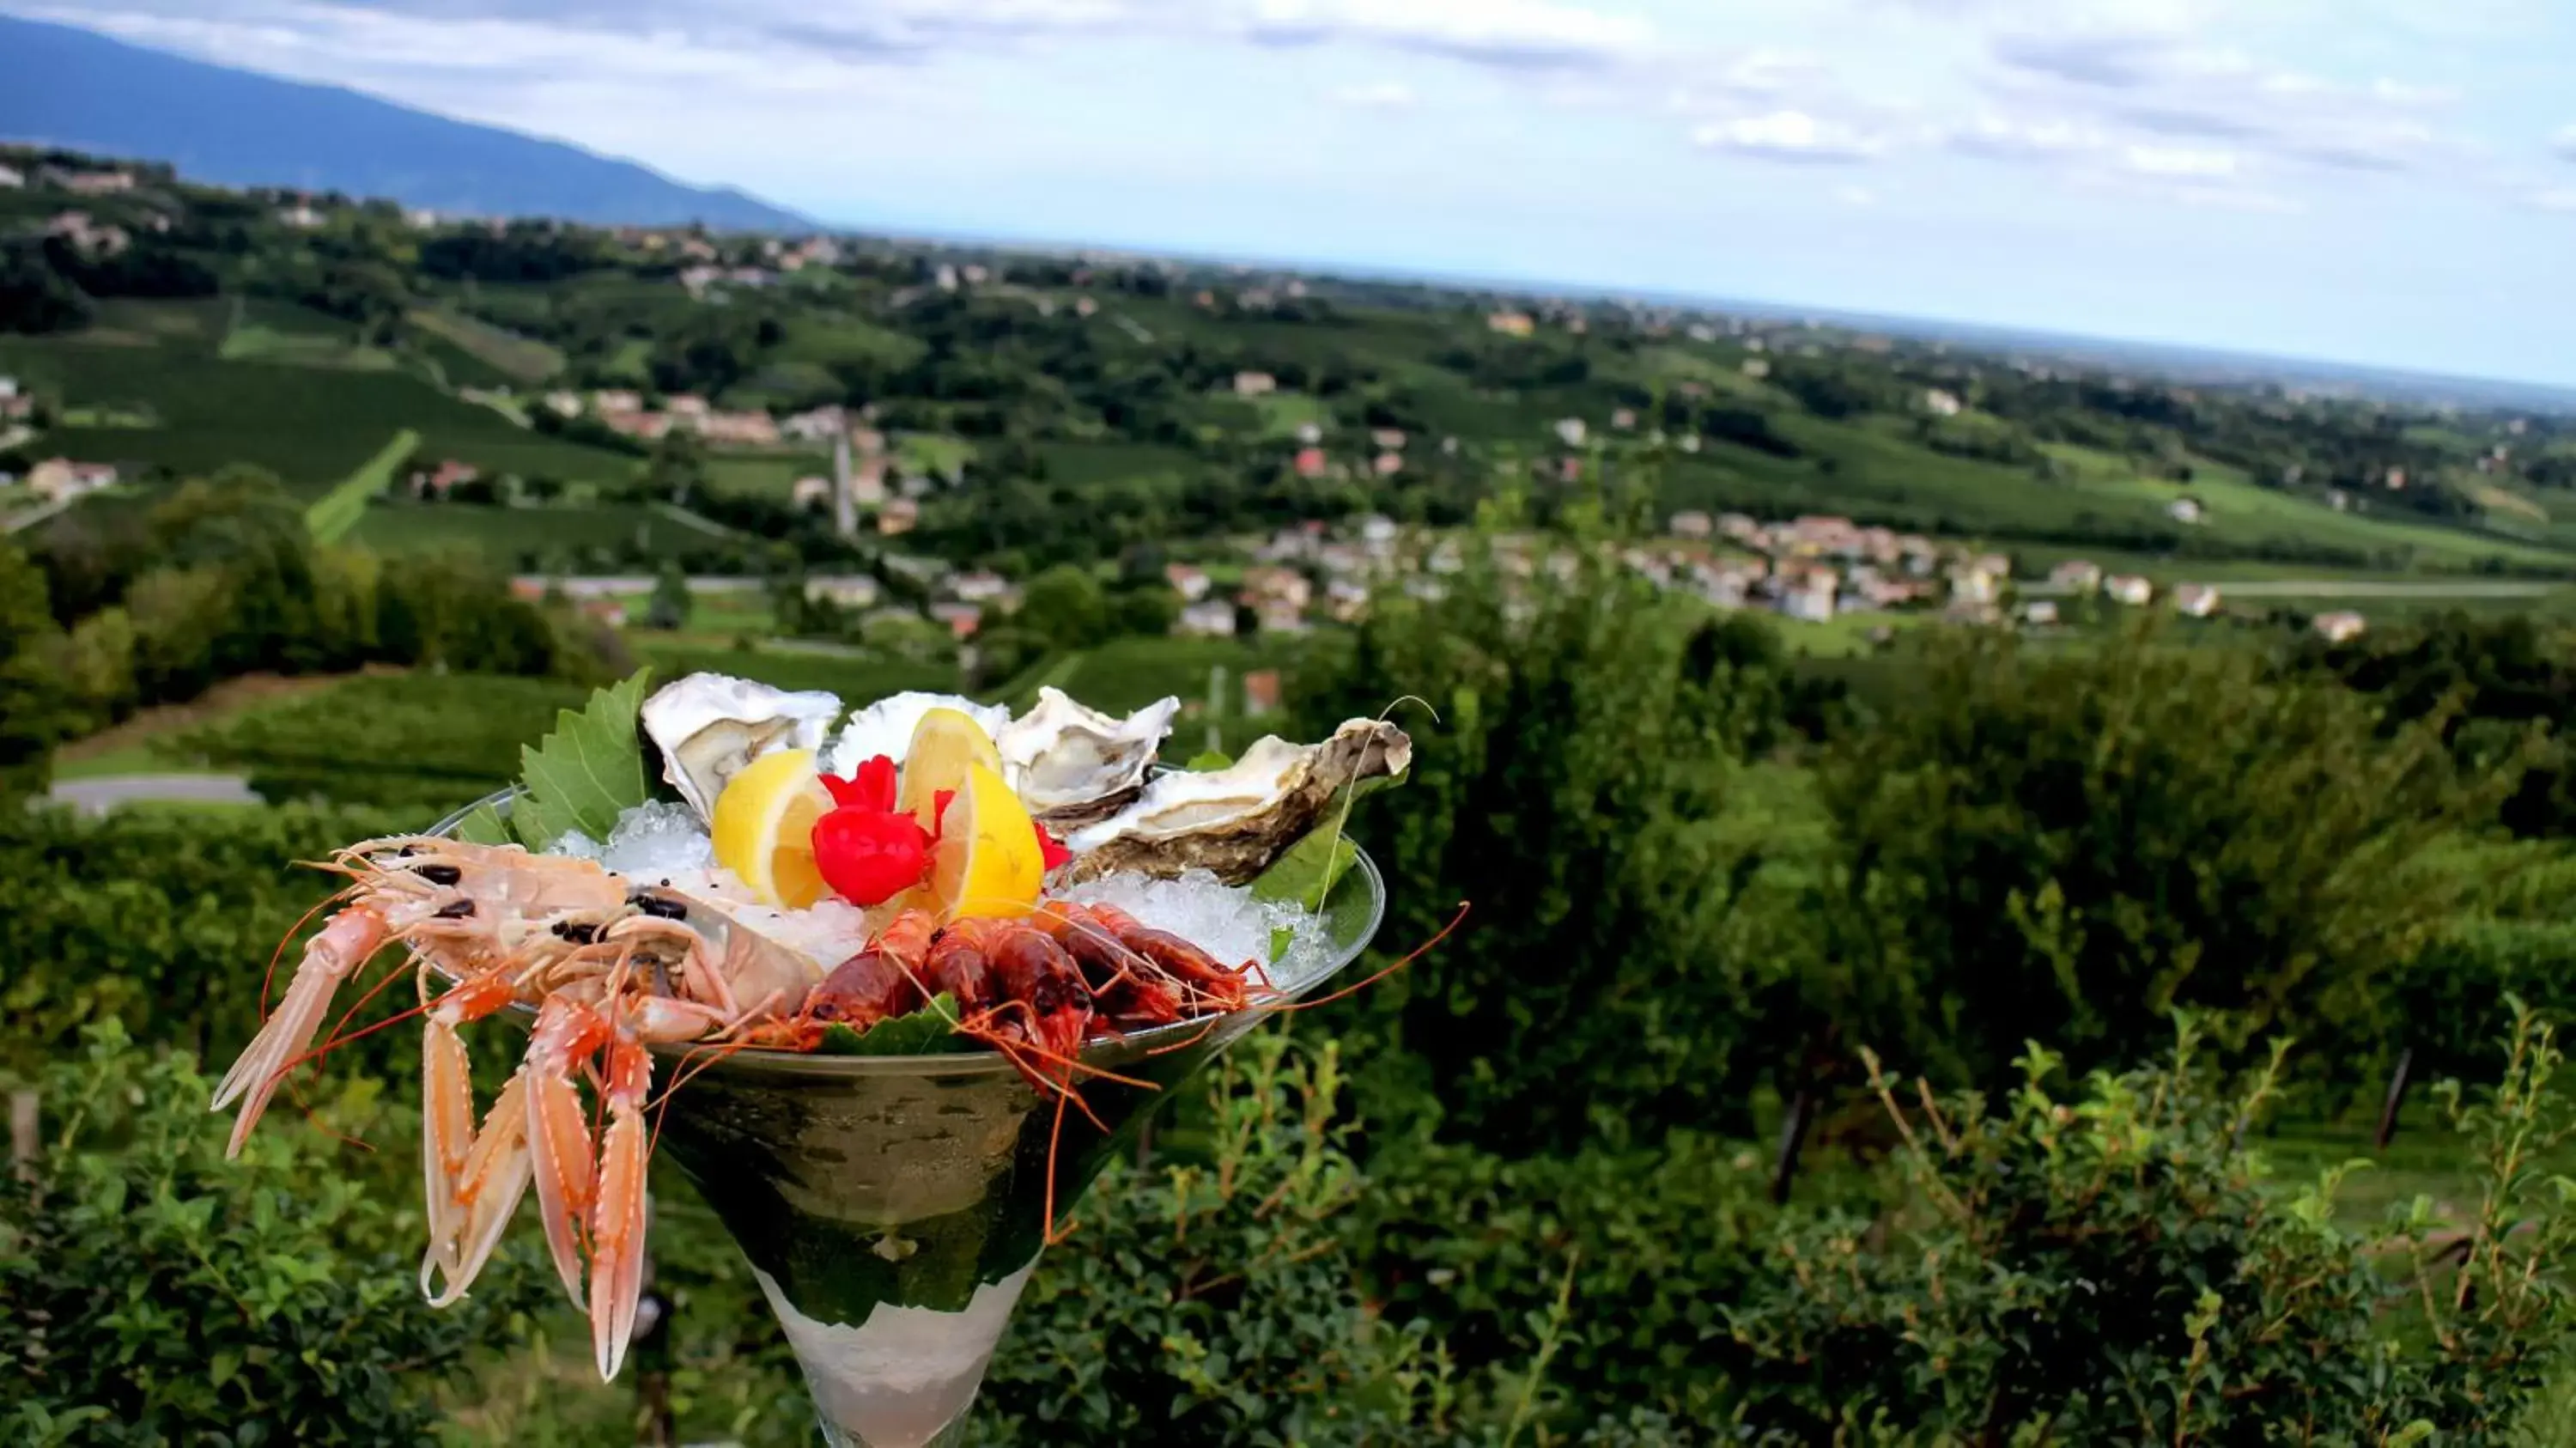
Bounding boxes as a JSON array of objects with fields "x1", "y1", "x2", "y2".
[
  {"x1": 641, "y1": 674, "x2": 842, "y2": 821},
  {"x1": 996, "y1": 687, "x2": 1182, "y2": 829},
  {"x1": 1058, "y1": 719, "x2": 1412, "y2": 885}
]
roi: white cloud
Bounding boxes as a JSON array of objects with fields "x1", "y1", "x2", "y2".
[
  {"x1": 1835, "y1": 184, "x2": 1879, "y2": 206},
  {"x1": 2555, "y1": 125, "x2": 2576, "y2": 161},
  {"x1": 1331, "y1": 80, "x2": 1417, "y2": 108},
  {"x1": 1694, "y1": 110, "x2": 1886, "y2": 164},
  {"x1": 2166, "y1": 183, "x2": 2300, "y2": 213},
  {"x1": 2531, "y1": 188, "x2": 2576, "y2": 212},
  {"x1": 2123, "y1": 143, "x2": 2235, "y2": 176},
  {"x1": 1947, "y1": 113, "x2": 2107, "y2": 161},
  {"x1": 1245, "y1": 0, "x2": 1650, "y2": 67}
]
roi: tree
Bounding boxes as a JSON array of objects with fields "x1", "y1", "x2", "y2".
[
  {"x1": 0, "y1": 540, "x2": 72, "y2": 796},
  {"x1": 1108, "y1": 583, "x2": 1180, "y2": 640},
  {"x1": 1018, "y1": 564, "x2": 1108, "y2": 651},
  {"x1": 645, "y1": 429, "x2": 707, "y2": 506},
  {"x1": 1809, "y1": 624, "x2": 2497, "y2": 1092},
  {"x1": 1290, "y1": 519, "x2": 1797, "y2": 1153},
  {"x1": 645, "y1": 562, "x2": 692, "y2": 631}
]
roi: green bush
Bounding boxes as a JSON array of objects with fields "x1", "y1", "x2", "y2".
[
  {"x1": 0, "y1": 803, "x2": 408, "y2": 1082},
  {"x1": 971, "y1": 1031, "x2": 1460, "y2": 1445},
  {"x1": 1290, "y1": 523, "x2": 1797, "y2": 1154},
  {"x1": 1725, "y1": 1008, "x2": 2576, "y2": 1444},
  {"x1": 0, "y1": 1021, "x2": 549, "y2": 1445},
  {"x1": 1811, "y1": 624, "x2": 2495, "y2": 1091}
]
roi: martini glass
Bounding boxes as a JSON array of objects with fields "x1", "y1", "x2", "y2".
[{"x1": 429, "y1": 788, "x2": 1388, "y2": 1447}]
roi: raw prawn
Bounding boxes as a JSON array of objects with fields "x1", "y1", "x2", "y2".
[{"x1": 214, "y1": 841, "x2": 821, "y2": 1382}]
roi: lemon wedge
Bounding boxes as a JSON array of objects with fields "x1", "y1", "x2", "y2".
[
  {"x1": 710, "y1": 748, "x2": 833, "y2": 908},
  {"x1": 927, "y1": 760, "x2": 1043, "y2": 921},
  {"x1": 896, "y1": 707, "x2": 1007, "y2": 832}
]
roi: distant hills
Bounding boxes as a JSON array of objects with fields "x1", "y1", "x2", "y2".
[{"x1": 0, "y1": 13, "x2": 813, "y2": 233}]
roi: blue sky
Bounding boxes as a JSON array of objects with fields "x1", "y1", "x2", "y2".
[{"x1": 21, "y1": 0, "x2": 2576, "y2": 386}]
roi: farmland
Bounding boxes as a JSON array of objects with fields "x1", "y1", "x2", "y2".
[{"x1": 17, "y1": 143, "x2": 2576, "y2": 1445}]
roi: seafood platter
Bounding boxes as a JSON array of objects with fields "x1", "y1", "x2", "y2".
[{"x1": 208, "y1": 668, "x2": 1409, "y2": 1409}]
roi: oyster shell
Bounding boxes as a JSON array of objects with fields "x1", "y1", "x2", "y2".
[
  {"x1": 1057, "y1": 719, "x2": 1412, "y2": 885},
  {"x1": 641, "y1": 673, "x2": 842, "y2": 822},
  {"x1": 996, "y1": 687, "x2": 1181, "y2": 827},
  {"x1": 824, "y1": 691, "x2": 1012, "y2": 778}
]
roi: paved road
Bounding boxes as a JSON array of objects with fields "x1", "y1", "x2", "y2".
[
  {"x1": 2022, "y1": 578, "x2": 2562, "y2": 600},
  {"x1": 2, "y1": 495, "x2": 76, "y2": 534},
  {"x1": 46, "y1": 773, "x2": 263, "y2": 814}
]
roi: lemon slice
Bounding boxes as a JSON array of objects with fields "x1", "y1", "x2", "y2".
[
  {"x1": 927, "y1": 761, "x2": 1043, "y2": 922},
  {"x1": 710, "y1": 748, "x2": 833, "y2": 908},
  {"x1": 896, "y1": 707, "x2": 1007, "y2": 832}
]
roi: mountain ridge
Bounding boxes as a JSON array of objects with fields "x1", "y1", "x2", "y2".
[{"x1": 0, "y1": 12, "x2": 813, "y2": 232}]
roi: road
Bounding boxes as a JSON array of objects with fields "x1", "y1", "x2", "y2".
[
  {"x1": 45, "y1": 774, "x2": 263, "y2": 815},
  {"x1": 2, "y1": 494, "x2": 76, "y2": 534},
  {"x1": 2021, "y1": 579, "x2": 2562, "y2": 600}
]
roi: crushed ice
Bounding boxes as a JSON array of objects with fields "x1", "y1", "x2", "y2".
[{"x1": 1056, "y1": 868, "x2": 1321, "y2": 974}]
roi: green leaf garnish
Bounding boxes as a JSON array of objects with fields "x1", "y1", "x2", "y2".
[
  {"x1": 1251, "y1": 831, "x2": 1359, "y2": 911},
  {"x1": 452, "y1": 800, "x2": 512, "y2": 846},
  {"x1": 509, "y1": 669, "x2": 654, "y2": 851},
  {"x1": 1246, "y1": 767, "x2": 1401, "y2": 911},
  {"x1": 1184, "y1": 750, "x2": 1234, "y2": 770},
  {"x1": 815, "y1": 995, "x2": 973, "y2": 1056}
]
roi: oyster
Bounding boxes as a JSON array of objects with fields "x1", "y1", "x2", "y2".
[
  {"x1": 1057, "y1": 719, "x2": 1412, "y2": 885},
  {"x1": 824, "y1": 691, "x2": 1012, "y2": 778},
  {"x1": 996, "y1": 687, "x2": 1181, "y2": 828},
  {"x1": 641, "y1": 673, "x2": 843, "y2": 822}
]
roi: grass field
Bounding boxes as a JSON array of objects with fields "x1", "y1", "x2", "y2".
[
  {"x1": 632, "y1": 642, "x2": 957, "y2": 699},
  {"x1": 705, "y1": 451, "x2": 829, "y2": 500},
  {"x1": 404, "y1": 307, "x2": 564, "y2": 385},
  {"x1": 305, "y1": 429, "x2": 418, "y2": 544},
  {"x1": 1038, "y1": 439, "x2": 1195, "y2": 487},
  {"x1": 895, "y1": 433, "x2": 975, "y2": 479},
  {"x1": 0, "y1": 323, "x2": 639, "y2": 491},
  {"x1": 348, "y1": 502, "x2": 684, "y2": 564},
  {"x1": 2044, "y1": 445, "x2": 2575, "y2": 572}
]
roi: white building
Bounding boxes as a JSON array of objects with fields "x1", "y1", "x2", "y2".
[
  {"x1": 805, "y1": 575, "x2": 882, "y2": 609},
  {"x1": 2168, "y1": 497, "x2": 2205, "y2": 526},
  {"x1": 1923, "y1": 389, "x2": 1964, "y2": 417},
  {"x1": 1164, "y1": 563, "x2": 1212, "y2": 601},
  {"x1": 2049, "y1": 560, "x2": 2102, "y2": 592},
  {"x1": 1777, "y1": 569, "x2": 1838, "y2": 624},
  {"x1": 2313, "y1": 611, "x2": 2367, "y2": 643},
  {"x1": 2172, "y1": 583, "x2": 2221, "y2": 618},
  {"x1": 1670, "y1": 511, "x2": 1714, "y2": 540},
  {"x1": 2020, "y1": 600, "x2": 2060, "y2": 626},
  {"x1": 2105, "y1": 575, "x2": 2154, "y2": 606},
  {"x1": 1176, "y1": 599, "x2": 1237, "y2": 637},
  {"x1": 1553, "y1": 417, "x2": 1588, "y2": 447},
  {"x1": 1952, "y1": 564, "x2": 2002, "y2": 606}
]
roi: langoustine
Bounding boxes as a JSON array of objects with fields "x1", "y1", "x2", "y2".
[{"x1": 211, "y1": 843, "x2": 1275, "y2": 1383}]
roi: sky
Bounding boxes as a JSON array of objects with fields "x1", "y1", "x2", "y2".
[{"x1": 16, "y1": 0, "x2": 2576, "y2": 387}]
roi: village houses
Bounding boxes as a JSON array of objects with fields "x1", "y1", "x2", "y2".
[
  {"x1": 2049, "y1": 560, "x2": 2103, "y2": 593},
  {"x1": 2105, "y1": 575, "x2": 2155, "y2": 606},
  {"x1": 2172, "y1": 583, "x2": 2222, "y2": 618},
  {"x1": 1163, "y1": 563, "x2": 1212, "y2": 601},
  {"x1": 2313, "y1": 611, "x2": 2368, "y2": 644},
  {"x1": 26, "y1": 459, "x2": 119, "y2": 503},
  {"x1": 1176, "y1": 599, "x2": 1237, "y2": 637}
]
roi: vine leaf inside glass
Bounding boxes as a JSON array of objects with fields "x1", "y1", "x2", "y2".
[
  {"x1": 509, "y1": 669, "x2": 655, "y2": 851},
  {"x1": 816, "y1": 994, "x2": 973, "y2": 1056}
]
